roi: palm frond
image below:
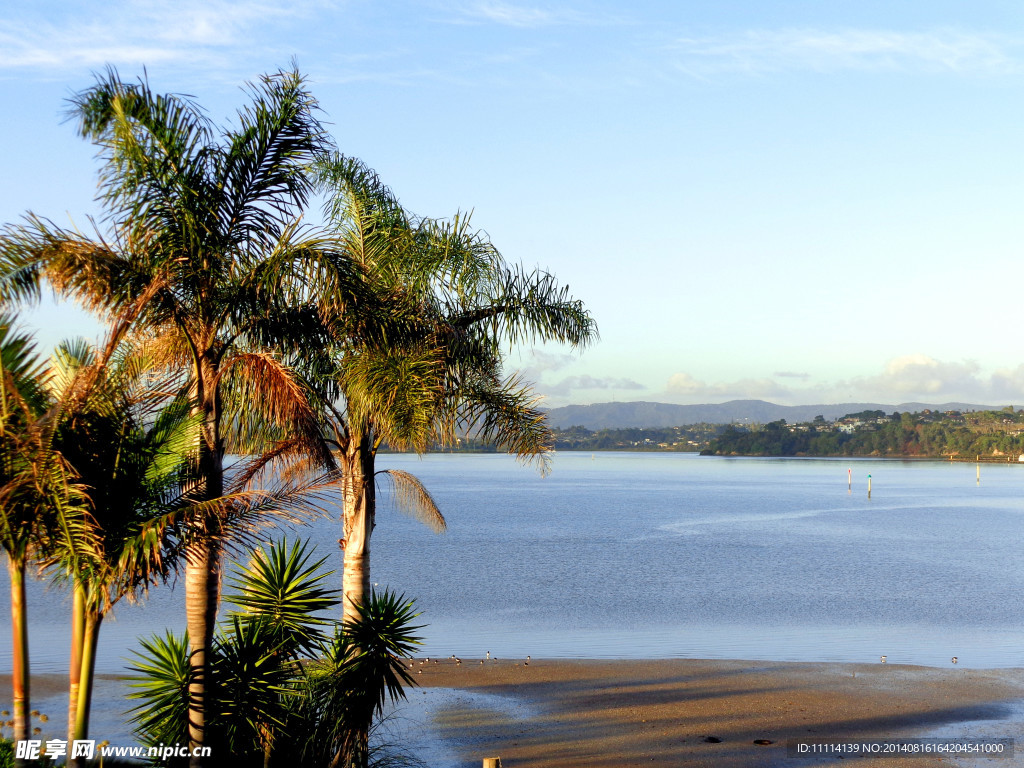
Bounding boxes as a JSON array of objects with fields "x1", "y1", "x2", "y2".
[
  {"x1": 340, "y1": 343, "x2": 444, "y2": 453},
  {"x1": 450, "y1": 263, "x2": 599, "y2": 350},
  {"x1": 449, "y1": 370, "x2": 554, "y2": 474},
  {"x1": 375, "y1": 470, "x2": 445, "y2": 534},
  {"x1": 218, "y1": 350, "x2": 333, "y2": 466}
]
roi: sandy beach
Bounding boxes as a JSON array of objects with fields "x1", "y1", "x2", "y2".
[
  {"x1": 4, "y1": 660, "x2": 1023, "y2": 767},
  {"x1": 409, "y1": 658, "x2": 1024, "y2": 767}
]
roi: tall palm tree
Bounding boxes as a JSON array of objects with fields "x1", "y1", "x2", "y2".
[
  {"x1": 0, "y1": 315, "x2": 90, "y2": 759},
  {"x1": 0, "y1": 67, "x2": 370, "y2": 764},
  {"x1": 44, "y1": 330, "x2": 199, "y2": 766},
  {"x1": 312, "y1": 156, "x2": 598, "y2": 620}
]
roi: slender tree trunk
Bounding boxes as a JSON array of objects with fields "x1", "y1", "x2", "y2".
[
  {"x1": 186, "y1": 361, "x2": 224, "y2": 768},
  {"x1": 68, "y1": 583, "x2": 85, "y2": 746},
  {"x1": 185, "y1": 536, "x2": 221, "y2": 766},
  {"x1": 341, "y1": 436, "x2": 374, "y2": 625},
  {"x1": 68, "y1": 610, "x2": 102, "y2": 768},
  {"x1": 9, "y1": 558, "x2": 29, "y2": 766}
]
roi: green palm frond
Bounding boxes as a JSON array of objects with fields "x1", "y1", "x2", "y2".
[
  {"x1": 169, "y1": 469, "x2": 341, "y2": 552},
  {"x1": 340, "y1": 343, "x2": 444, "y2": 452}
]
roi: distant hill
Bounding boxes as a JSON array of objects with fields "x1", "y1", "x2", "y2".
[{"x1": 542, "y1": 399, "x2": 1002, "y2": 430}]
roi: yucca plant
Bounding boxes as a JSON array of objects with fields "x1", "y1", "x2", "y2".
[
  {"x1": 129, "y1": 542, "x2": 422, "y2": 768},
  {"x1": 276, "y1": 589, "x2": 422, "y2": 768},
  {"x1": 126, "y1": 631, "x2": 192, "y2": 750},
  {"x1": 129, "y1": 539, "x2": 340, "y2": 766},
  {"x1": 226, "y1": 538, "x2": 340, "y2": 659}
]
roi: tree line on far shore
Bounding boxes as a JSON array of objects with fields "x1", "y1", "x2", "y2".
[{"x1": 701, "y1": 408, "x2": 1024, "y2": 458}]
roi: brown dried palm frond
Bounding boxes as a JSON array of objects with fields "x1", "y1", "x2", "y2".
[
  {"x1": 374, "y1": 469, "x2": 445, "y2": 533},
  {"x1": 218, "y1": 350, "x2": 333, "y2": 467}
]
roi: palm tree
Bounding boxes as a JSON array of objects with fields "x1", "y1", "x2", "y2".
[
  {"x1": 0, "y1": 315, "x2": 90, "y2": 759},
  {"x1": 312, "y1": 156, "x2": 598, "y2": 620},
  {"x1": 44, "y1": 330, "x2": 199, "y2": 766},
  {"x1": 0, "y1": 67, "x2": 370, "y2": 764}
]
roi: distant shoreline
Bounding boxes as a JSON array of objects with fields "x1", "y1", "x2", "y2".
[{"x1": 384, "y1": 447, "x2": 1024, "y2": 461}]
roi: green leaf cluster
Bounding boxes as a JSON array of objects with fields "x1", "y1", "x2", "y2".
[{"x1": 128, "y1": 539, "x2": 419, "y2": 768}]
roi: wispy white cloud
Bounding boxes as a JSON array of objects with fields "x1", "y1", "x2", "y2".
[
  {"x1": 454, "y1": 1, "x2": 561, "y2": 28},
  {"x1": 520, "y1": 349, "x2": 644, "y2": 403},
  {"x1": 545, "y1": 374, "x2": 644, "y2": 396},
  {"x1": 522, "y1": 349, "x2": 576, "y2": 374},
  {"x1": 848, "y1": 354, "x2": 981, "y2": 396},
  {"x1": 668, "y1": 28, "x2": 1021, "y2": 77},
  {"x1": 0, "y1": 0, "x2": 327, "y2": 75},
  {"x1": 444, "y1": 1, "x2": 626, "y2": 28}
]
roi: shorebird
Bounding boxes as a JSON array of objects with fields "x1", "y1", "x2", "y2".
[
  {"x1": 486, "y1": 651, "x2": 491, "y2": 659},
  {"x1": 952, "y1": 657, "x2": 958, "y2": 664},
  {"x1": 880, "y1": 655, "x2": 887, "y2": 663}
]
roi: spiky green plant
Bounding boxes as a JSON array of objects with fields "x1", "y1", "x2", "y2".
[
  {"x1": 276, "y1": 588, "x2": 421, "y2": 768},
  {"x1": 226, "y1": 537, "x2": 340, "y2": 658},
  {"x1": 129, "y1": 544, "x2": 422, "y2": 768}
]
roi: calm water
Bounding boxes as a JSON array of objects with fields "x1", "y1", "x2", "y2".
[{"x1": 4, "y1": 453, "x2": 1024, "y2": 673}]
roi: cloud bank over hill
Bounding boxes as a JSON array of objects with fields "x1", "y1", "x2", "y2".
[
  {"x1": 542, "y1": 399, "x2": 1001, "y2": 431},
  {"x1": 527, "y1": 351, "x2": 1024, "y2": 410}
]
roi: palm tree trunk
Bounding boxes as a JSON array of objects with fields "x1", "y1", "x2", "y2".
[
  {"x1": 9, "y1": 557, "x2": 30, "y2": 765},
  {"x1": 341, "y1": 437, "x2": 374, "y2": 625},
  {"x1": 186, "y1": 366, "x2": 224, "y2": 768},
  {"x1": 68, "y1": 609, "x2": 102, "y2": 768},
  {"x1": 68, "y1": 583, "x2": 84, "y2": 746},
  {"x1": 185, "y1": 534, "x2": 221, "y2": 766}
]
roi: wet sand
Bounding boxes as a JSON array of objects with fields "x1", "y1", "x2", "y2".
[
  {"x1": 409, "y1": 658, "x2": 1024, "y2": 767},
  {"x1": 4, "y1": 660, "x2": 1024, "y2": 767}
]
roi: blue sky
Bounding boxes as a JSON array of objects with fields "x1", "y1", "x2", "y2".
[{"x1": 2, "y1": 1, "x2": 1024, "y2": 408}]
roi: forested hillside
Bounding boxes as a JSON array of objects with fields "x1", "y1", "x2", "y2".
[{"x1": 702, "y1": 409, "x2": 1024, "y2": 458}]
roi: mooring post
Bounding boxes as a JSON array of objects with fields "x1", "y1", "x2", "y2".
[{"x1": 483, "y1": 759, "x2": 502, "y2": 768}]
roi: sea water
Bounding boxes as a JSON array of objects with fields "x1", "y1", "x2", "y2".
[{"x1": 3, "y1": 452, "x2": 1024, "y2": 674}]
